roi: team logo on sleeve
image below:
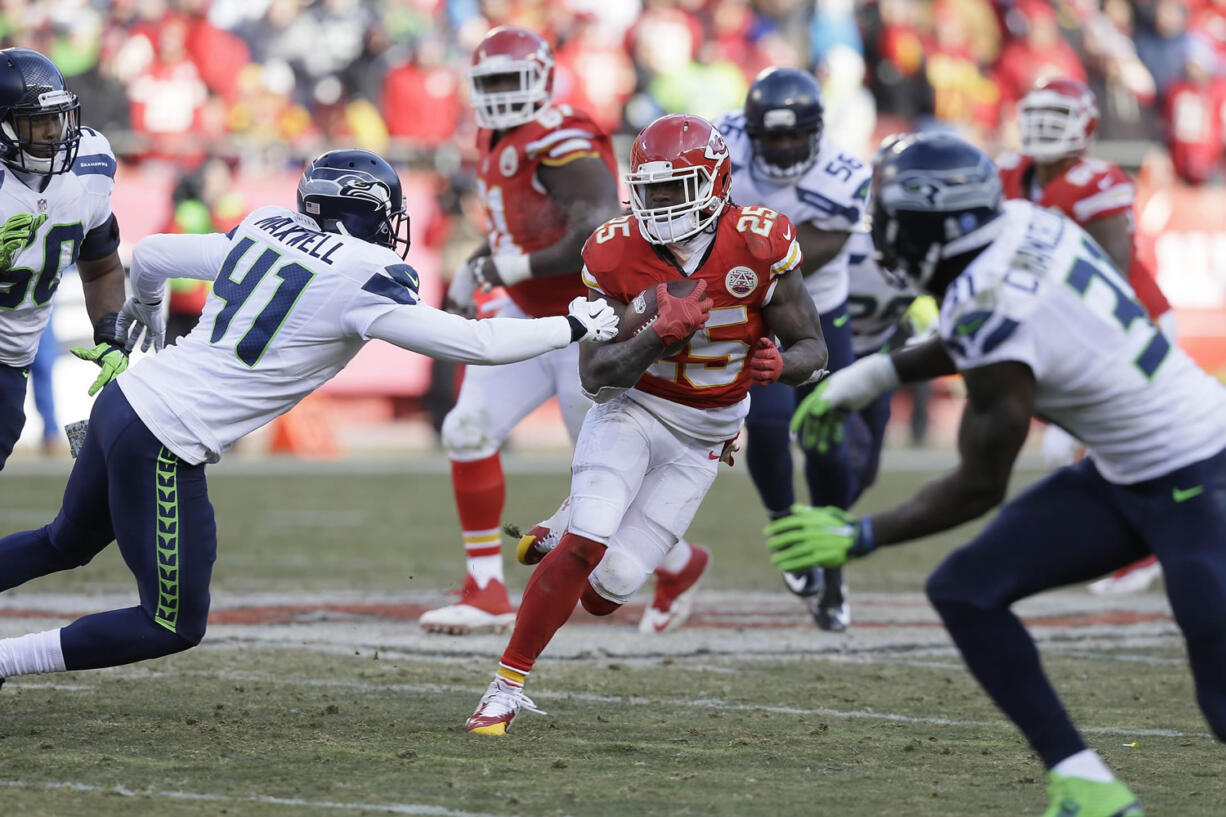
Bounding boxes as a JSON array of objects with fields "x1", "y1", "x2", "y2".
[
  {"x1": 500, "y1": 146, "x2": 518, "y2": 177},
  {"x1": 725, "y1": 266, "x2": 758, "y2": 298}
]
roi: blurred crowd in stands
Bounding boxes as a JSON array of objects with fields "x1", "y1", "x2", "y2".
[{"x1": 3, "y1": 0, "x2": 1226, "y2": 186}]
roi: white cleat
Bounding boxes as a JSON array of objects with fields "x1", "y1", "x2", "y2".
[
  {"x1": 420, "y1": 576, "x2": 516, "y2": 634},
  {"x1": 465, "y1": 678, "x2": 547, "y2": 735},
  {"x1": 638, "y1": 545, "x2": 710, "y2": 634}
]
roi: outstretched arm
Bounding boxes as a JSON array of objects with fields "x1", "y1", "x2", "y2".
[
  {"x1": 796, "y1": 222, "x2": 851, "y2": 276},
  {"x1": 128, "y1": 233, "x2": 231, "y2": 303},
  {"x1": 367, "y1": 297, "x2": 616, "y2": 366},
  {"x1": 869, "y1": 360, "x2": 1035, "y2": 545}
]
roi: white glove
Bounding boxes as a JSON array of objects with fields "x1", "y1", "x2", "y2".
[
  {"x1": 820, "y1": 353, "x2": 901, "y2": 412},
  {"x1": 567, "y1": 296, "x2": 619, "y2": 343},
  {"x1": 445, "y1": 259, "x2": 478, "y2": 317},
  {"x1": 116, "y1": 296, "x2": 166, "y2": 353}
]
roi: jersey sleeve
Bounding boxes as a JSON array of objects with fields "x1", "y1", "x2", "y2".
[
  {"x1": 525, "y1": 108, "x2": 605, "y2": 167},
  {"x1": 938, "y1": 264, "x2": 1043, "y2": 375},
  {"x1": 343, "y1": 257, "x2": 423, "y2": 339},
  {"x1": 791, "y1": 139, "x2": 871, "y2": 232},
  {"x1": 71, "y1": 127, "x2": 118, "y2": 232},
  {"x1": 1043, "y1": 161, "x2": 1135, "y2": 225}
]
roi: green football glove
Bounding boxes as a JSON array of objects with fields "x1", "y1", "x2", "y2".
[
  {"x1": 0, "y1": 212, "x2": 47, "y2": 270},
  {"x1": 790, "y1": 379, "x2": 847, "y2": 453},
  {"x1": 764, "y1": 505, "x2": 876, "y2": 571},
  {"x1": 71, "y1": 343, "x2": 129, "y2": 396}
]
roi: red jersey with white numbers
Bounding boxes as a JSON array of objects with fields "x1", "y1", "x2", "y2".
[
  {"x1": 477, "y1": 104, "x2": 617, "y2": 317},
  {"x1": 581, "y1": 205, "x2": 802, "y2": 410},
  {"x1": 997, "y1": 152, "x2": 1170, "y2": 319}
]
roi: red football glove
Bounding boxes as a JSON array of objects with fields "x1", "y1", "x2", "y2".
[
  {"x1": 749, "y1": 337, "x2": 784, "y2": 386},
  {"x1": 653, "y1": 280, "x2": 713, "y2": 348}
]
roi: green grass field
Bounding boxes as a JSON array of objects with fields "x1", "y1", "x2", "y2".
[{"x1": 0, "y1": 457, "x2": 1219, "y2": 817}]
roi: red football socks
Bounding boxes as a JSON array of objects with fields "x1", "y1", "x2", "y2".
[{"x1": 500, "y1": 533, "x2": 606, "y2": 674}]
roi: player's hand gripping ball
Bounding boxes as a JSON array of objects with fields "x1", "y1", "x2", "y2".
[{"x1": 615, "y1": 278, "x2": 713, "y2": 356}]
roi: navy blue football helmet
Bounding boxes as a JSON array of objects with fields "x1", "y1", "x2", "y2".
[
  {"x1": 0, "y1": 48, "x2": 80, "y2": 175},
  {"x1": 743, "y1": 67, "x2": 824, "y2": 182},
  {"x1": 296, "y1": 149, "x2": 410, "y2": 258},
  {"x1": 870, "y1": 132, "x2": 1003, "y2": 294}
]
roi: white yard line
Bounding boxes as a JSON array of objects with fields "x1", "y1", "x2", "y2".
[{"x1": 0, "y1": 781, "x2": 532, "y2": 817}]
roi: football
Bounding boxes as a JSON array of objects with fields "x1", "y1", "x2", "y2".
[{"x1": 614, "y1": 278, "x2": 701, "y2": 356}]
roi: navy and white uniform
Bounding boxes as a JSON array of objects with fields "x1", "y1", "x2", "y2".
[
  {"x1": 0, "y1": 205, "x2": 579, "y2": 673},
  {"x1": 925, "y1": 200, "x2": 1226, "y2": 762},
  {"x1": 0, "y1": 128, "x2": 119, "y2": 467},
  {"x1": 713, "y1": 111, "x2": 871, "y2": 516}
]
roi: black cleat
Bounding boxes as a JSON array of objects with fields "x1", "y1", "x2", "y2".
[
  {"x1": 811, "y1": 568, "x2": 850, "y2": 632},
  {"x1": 782, "y1": 566, "x2": 825, "y2": 598}
]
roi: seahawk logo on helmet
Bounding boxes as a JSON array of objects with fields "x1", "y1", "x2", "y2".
[
  {"x1": 0, "y1": 47, "x2": 81, "y2": 175},
  {"x1": 870, "y1": 133, "x2": 1004, "y2": 293},
  {"x1": 297, "y1": 149, "x2": 410, "y2": 258}
]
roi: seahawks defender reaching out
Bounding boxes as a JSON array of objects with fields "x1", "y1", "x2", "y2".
[
  {"x1": 0, "y1": 149, "x2": 617, "y2": 688},
  {"x1": 770, "y1": 134, "x2": 1226, "y2": 817},
  {"x1": 0, "y1": 47, "x2": 129, "y2": 469}
]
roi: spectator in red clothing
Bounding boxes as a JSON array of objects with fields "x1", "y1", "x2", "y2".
[
  {"x1": 554, "y1": 15, "x2": 635, "y2": 135},
  {"x1": 382, "y1": 37, "x2": 462, "y2": 149},
  {"x1": 1164, "y1": 37, "x2": 1226, "y2": 184},
  {"x1": 993, "y1": 0, "x2": 1087, "y2": 110},
  {"x1": 180, "y1": 0, "x2": 251, "y2": 103},
  {"x1": 126, "y1": 14, "x2": 210, "y2": 160}
]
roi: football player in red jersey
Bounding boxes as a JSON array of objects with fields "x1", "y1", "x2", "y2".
[
  {"x1": 420, "y1": 26, "x2": 626, "y2": 634},
  {"x1": 466, "y1": 115, "x2": 828, "y2": 734},
  {"x1": 999, "y1": 76, "x2": 1171, "y2": 595}
]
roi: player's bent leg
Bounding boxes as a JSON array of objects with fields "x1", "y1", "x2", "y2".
[
  {"x1": 0, "y1": 362, "x2": 29, "y2": 471},
  {"x1": 0, "y1": 386, "x2": 119, "y2": 593},
  {"x1": 745, "y1": 380, "x2": 796, "y2": 515},
  {"x1": 466, "y1": 532, "x2": 606, "y2": 735},
  {"x1": 926, "y1": 461, "x2": 1146, "y2": 772}
]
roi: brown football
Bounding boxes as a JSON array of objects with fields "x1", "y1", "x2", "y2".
[{"x1": 614, "y1": 278, "x2": 701, "y2": 355}]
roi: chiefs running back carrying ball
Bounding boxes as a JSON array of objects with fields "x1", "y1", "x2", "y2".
[
  {"x1": 999, "y1": 77, "x2": 1172, "y2": 594},
  {"x1": 420, "y1": 26, "x2": 625, "y2": 634},
  {"x1": 466, "y1": 114, "x2": 828, "y2": 735}
]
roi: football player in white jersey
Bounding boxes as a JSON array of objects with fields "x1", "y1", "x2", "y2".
[
  {"x1": 0, "y1": 48, "x2": 129, "y2": 469},
  {"x1": 713, "y1": 67, "x2": 870, "y2": 630},
  {"x1": 769, "y1": 134, "x2": 1226, "y2": 817},
  {"x1": 0, "y1": 149, "x2": 617, "y2": 688}
]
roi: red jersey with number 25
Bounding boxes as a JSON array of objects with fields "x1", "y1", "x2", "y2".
[
  {"x1": 477, "y1": 104, "x2": 617, "y2": 317},
  {"x1": 581, "y1": 205, "x2": 802, "y2": 410},
  {"x1": 997, "y1": 152, "x2": 1170, "y2": 319}
]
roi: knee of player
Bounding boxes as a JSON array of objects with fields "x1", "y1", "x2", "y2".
[
  {"x1": 440, "y1": 409, "x2": 500, "y2": 458},
  {"x1": 580, "y1": 582, "x2": 622, "y2": 616},
  {"x1": 924, "y1": 551, "x2": 987, "y2": 608},
  {"x1": 588, "y1": 549, "x2": 652, "y2": 603}
]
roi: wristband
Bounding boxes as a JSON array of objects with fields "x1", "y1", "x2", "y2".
[
  {"x1": 493, "y1": 254, "x2": 532, "y2": 287},
  {"x1": 850, "y1": 516, "x2": 878, "y2": 558}
]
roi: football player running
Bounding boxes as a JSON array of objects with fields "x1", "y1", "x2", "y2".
[
  {"x1": 420, "y1": 25, "x2": 650, "y2": 634},
  {"x1": 712, "y1": 67, "x2": 869, "y2": 631},
  {"x1": 0, "y1": 47, "x2": 129, "y2": 469},
  {"x1": 770, "y1": 133, "x2": 1226, "y2": 817},
  {"x1": 1000, "y1": 76, "x2": 1173, "y2": 594},
  {"x1": 465, "y1": 114, "x2": 827, "y2": 735},
  {"x1": 0, "y1": 149, "x2": 617, "y2": 688}
]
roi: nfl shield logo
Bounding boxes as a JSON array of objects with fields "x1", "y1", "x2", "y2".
[{"x1": 37, "y1": 199, "x2": 47, "y2": 212}]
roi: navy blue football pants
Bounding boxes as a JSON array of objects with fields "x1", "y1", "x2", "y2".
[
  {"x1": 0, "y1": 383, "x2": 217, "y2": 670},
  {"x1": 0, "y1": 362, "x2": 29, "y2": 470},
  {"x1": 745, "y1": 302, "x2": 857, "y2": 514},
  {"x1": 926, "y1": 449, "x2": 1226, "y2": 766}
]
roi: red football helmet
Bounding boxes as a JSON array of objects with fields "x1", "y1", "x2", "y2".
[
  {"x1": 469, "y1": 26, "x2": 555, "y2": 131},
  {"x1": 1018, "y1": 77, "x2": 1100, "y2": 162},
  {"x1": 626, "y1": 114, "x2": 732, "y2": 245}
]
